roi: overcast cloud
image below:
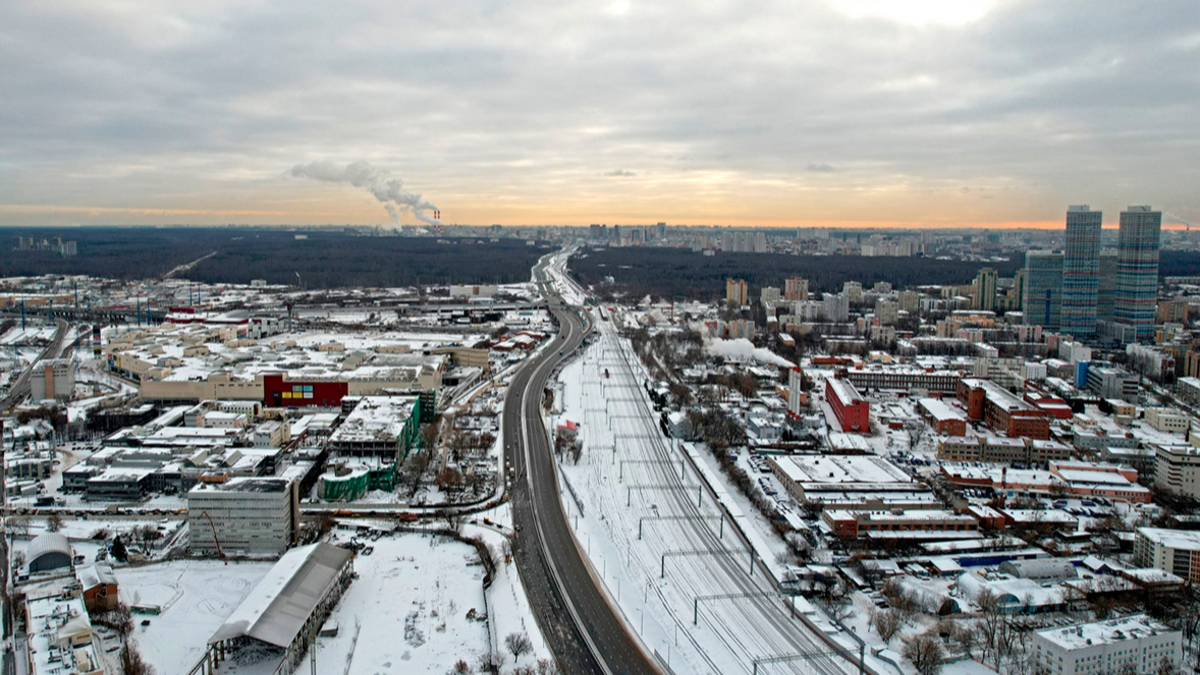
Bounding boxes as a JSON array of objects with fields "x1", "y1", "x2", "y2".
[{"x1": 1, "y1": 0, "x2": 1197, "y2": 227}]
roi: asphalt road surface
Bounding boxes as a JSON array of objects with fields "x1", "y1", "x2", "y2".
[{"x1": 504, "y1": 256, "x2": 659, "y2": 675}]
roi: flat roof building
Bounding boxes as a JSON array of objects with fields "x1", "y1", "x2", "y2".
[
  {"x1": 957, "y1": 378, "x2": 1051, "y2": 440},
  {"x1": 1032, "y1": 614, "x2": 1180, "y2": 675},
  {"x1": 1136, "y1": 527, "x2": 1200, "y2": 584},
  {"x1": 188, "y1": 477, "x2": 299, "y2": 556}
]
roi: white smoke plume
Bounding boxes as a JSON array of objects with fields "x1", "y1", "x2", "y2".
[
  {"x1": 289, "y1": 160, "x2": 440, "y2": 226},
  {"x1": 1165, "y1": 211, "x2": 1196, "y2": 229},
  {"x1": 706, "y1": 338, "x2": 796, "y2": 368}
]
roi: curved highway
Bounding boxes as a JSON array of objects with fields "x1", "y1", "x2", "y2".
[{"x1": 504, "y1": 252, "x2": 659, "y2": 675}]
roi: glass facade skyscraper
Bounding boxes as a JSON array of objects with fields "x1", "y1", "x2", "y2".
[
  {"x1": 1115, "y1": 205, "x2": 1162, "y2": 342},
  {"x1": 1023, "y1": 250, "x2": 1063, "y2": 330},
  {"x1": 1061, "y1": 205, "x2": 1102, "y2": 339}
]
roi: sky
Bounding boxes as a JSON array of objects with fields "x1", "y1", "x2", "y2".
[{"x1": 1, "y1": 0, "x2": 1198, "y2": 229}]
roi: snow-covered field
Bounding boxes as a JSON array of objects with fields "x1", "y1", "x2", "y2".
[
  {"x1": 295, "y1": 533, "x2": 492, "y2": 674},
  {"x1": 117, "y1": 560, "x2": 275, "y2": 673}
]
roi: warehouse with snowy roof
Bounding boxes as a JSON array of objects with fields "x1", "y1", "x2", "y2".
[{"x1": 199, "y1": 542, "x2": 353, "y2": 675}]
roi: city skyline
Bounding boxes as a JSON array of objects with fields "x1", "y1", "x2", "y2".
[{"x1": 2, "y1": 1, "x2": 1199, "y2": 228}]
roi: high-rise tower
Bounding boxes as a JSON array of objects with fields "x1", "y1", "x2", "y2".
[
  {"x1": 1061, "y1": 205, "x2": 1102, "y2": 339},
  {"x1": 1115, "y1": 205, "x2": 1162, "y2": 342},
  {"x1": 1023, "y1": 251, "x2": 1063, "y2": 330},
  {"x1": 973, "y1": 268, "x2": 998, "y2": 311}
]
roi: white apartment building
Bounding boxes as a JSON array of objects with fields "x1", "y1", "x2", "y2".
[
  {"x1": 1154, "y1": 444, "x2": 1200, "y2": 499},
  {"x1": 1032, "y1": 614, "x2": 1180, "y2": 675},
  {"x1": 188, "y1": 477, "x2": 298, "y2": 556},
  {"x1": 1135, "y1": 527, "x2": 1200, "y2": 583},
  {"x1": 29, "y1": 358, "x2": 76, "y2": 401}
]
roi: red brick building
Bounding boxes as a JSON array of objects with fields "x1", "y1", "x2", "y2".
[
  {"x1": 917, "y1": 398, "x2": 969, "y2": 436},
  {"x1": 956, "y1": 378, "x2": 1050, "y2": 440},
  {"x1": 826, "y1": 377, "x2": 870, "y2": 433}
]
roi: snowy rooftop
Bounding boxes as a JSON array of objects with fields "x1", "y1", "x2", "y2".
[
  {"x1": 918, "y1": 397, "x2": 967, "y2": 422},
  {"x1": 826, "y1": 377, "x2": 863, "y2": 404},
  {"x1": 770, "y1": 454, "x2": 909, "y2": 485},
  {"x1": 328, "y1": 396, "x2": 418, "y2": 444},
  {"x1": 1137, "y1": 527, "x2": 1200, "y2": 552},
  {"x1": 209, "y1": 542, "x2": 353, "y2": 649},
  {"x1": 1035, "y1": 614, "x2": 1175, "y2": 650},
  {"x1": 961, "y1": 378, "x2": 1036, "y2": 412},
  {"x1": 189, "y1": 477, "x2": 290, "y2": 495}
]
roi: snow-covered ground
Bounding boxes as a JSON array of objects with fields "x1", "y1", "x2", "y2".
[
  {"x1": 294, "y1": 532, "x2": 494, "y2": 675},
  {"x1": 117, "y1": 560, "x2": 276, "y2": 673}
]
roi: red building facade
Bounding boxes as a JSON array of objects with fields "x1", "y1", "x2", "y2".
[
  {"x1": 262, "y1": 374, "x2": 348, "y2": 408},
  {"x1": 956, "y1": 378, "x2": 1050, "y2": 440},
  {"x1": 825, "y1": 377, "x2": 870, "y2": 433}
]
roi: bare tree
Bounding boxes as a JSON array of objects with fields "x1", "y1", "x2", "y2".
[
  {"x1": 47, "y1": 513, "x2": 64, "y2": 533},
  {"x1": 870, "y1": 609, "x2": 903, "y2": 641},
  {"x1": 505, "y1": 632, "x2": 533, "y2": 662},
  {"x1": 8, "y1": 519, "x2": 29, "y2": 537},
  {"x1": 903, "y1": 630, "x2": 945, "y2": 675},
  {"x1": 1156, "y1": 656, "x2": 1178, "y2": 675},
  {"x1": 447, "y1": 659, "x2": 473, "y2": 675},
  {"x1": 120, "y1": 643, "x2": 155, "y2": 675},
  {"x1": 478, "y1": 651, "x2": 502, "y2": 674}
]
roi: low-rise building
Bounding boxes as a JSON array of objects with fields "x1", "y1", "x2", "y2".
[
  {"x1": 327, "y1": 396, "x2": 421, "y2": 463},
  {"x1": 29, "y1": 358, "x2": 76, "y2": 401},
  {"x1": 957, "y1": 378, "x2": 1051, "y2": 440},
  {"x1": 917, "y1": 398, "x2": 968, "y2": 436},
  {"x1": 76, "y1": 564, "x2": 119, "y2": 612},
  {"x1": 1032, "y1": 615, "x2": 1180, "y2": 675},
  {"x1": 1086, "y1": 366, "x2": 1139, "y2": 404},
  {"x1": 1177, "y1": 376, "x2": 1200, "y2": 407},
  {"x1": 1144, "y1": 407, "x2": 1190, "y2": 435},
  {"x1": 1048, "y1": 461, "x2": 1150, "y2": 503},
  {"x1": 25, "y1": 592, "x2": 104, "y2": 675},
  {"x1": 936, "y1": 436, "x2": 1072, "y2": 465},
  {"x1": 822, "y1": 509, "x2": 978, "y2": 541},
  {"x1": 843, "y1": 368, "x2": 961, "y2": 396}
]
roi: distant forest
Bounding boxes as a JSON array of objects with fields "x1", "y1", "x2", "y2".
[
  {"x1": 570, "y1": 247, "x2": 1024, "y2": 301},
  {"x1": 0, "y1": 227, "x2": 550, "y2": 288},
  {"x1": 1158, "y1": 251, "x2": 1200, "y2": 277}
]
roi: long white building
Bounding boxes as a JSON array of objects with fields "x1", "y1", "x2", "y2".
[{"x1": 1032, "y1": 614, "x2": 1180, "y2": 675}]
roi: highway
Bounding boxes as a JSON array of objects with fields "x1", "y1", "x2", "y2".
[{"x1": 504, "y1": 251, "x2": 660, "y2": 675}]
